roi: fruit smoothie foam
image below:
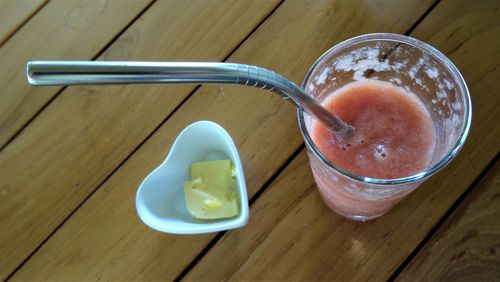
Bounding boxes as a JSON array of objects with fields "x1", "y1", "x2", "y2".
[{"x1": 312, "y1": 79, "x2": 436, "y2": 179}]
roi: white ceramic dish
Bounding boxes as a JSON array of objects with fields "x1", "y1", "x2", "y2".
[{"x1": 135, "y1": 121, "x2": 249, "y2": 234}]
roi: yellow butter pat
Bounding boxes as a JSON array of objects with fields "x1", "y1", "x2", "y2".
[{"x1": 184, "y1": 160, "x2": 239, "y2": 219}]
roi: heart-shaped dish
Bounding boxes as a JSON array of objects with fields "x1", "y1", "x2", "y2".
[{"x1": 136, "y1": 121, "x2": 249, "y2": 234}]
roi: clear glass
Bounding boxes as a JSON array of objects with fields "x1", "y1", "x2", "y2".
[{"x1": 298, "y1": 33, "x2": 472, "y2": 221}]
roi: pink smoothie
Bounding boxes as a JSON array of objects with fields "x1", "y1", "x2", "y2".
[
  {"x1": 308, "y1": 80, "x2": 437, "y2": 219},
  {"x1": 311, "y1": 80, "x2": 436, "y2": 179}
]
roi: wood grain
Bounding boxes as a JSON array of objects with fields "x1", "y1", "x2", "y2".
[
  {"x1": 0, "y1": 0, "x2": 47, "y2": 46},
  {"x1": 0, "y1": 0, "x2": 152, "y2": 148},
  {"x1": 183, "y1": 0, "x2": 500, "y2": 280},
  {"x1": 0, "y1": 0, "x2": 280, "y2": 280},
  {"x1": 397, "y1": 161, "x2": 500, "y2": 281},
  {"x1": 8, "y1": 0, "x2": 435, "y2": 280}
]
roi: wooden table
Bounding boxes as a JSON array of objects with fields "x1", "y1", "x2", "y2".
[{"x1": 1, "y1": 0, "x2": 499, "y2": 280}]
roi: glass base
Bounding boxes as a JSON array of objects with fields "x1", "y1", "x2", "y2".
[{"x1": 333, "y1": 209, "x2": 386, "y2": 222}]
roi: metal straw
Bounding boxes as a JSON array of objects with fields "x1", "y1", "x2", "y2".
[{"x1": 26, "y1": 61, "x2": 351, "y2": 135}]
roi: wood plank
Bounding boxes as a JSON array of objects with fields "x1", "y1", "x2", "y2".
[
  {"x1": 0, "y1": 0, "x2": 47, "y2": 46},
  {"x1": 397, "y1": 161, "x2": 500, "y2": 281},
  {"x1": 182, "y1": 0, "x2": 500, "y2": 280},
  {"x1": 0, "y1": 0, "x2": 151, "y2": 148},
  {"x1": 9, "y1": 0, "x2": 435, "y2": 280},
  {"x1": 0, "y1": 0, "x2": 280, "y2": 280}
]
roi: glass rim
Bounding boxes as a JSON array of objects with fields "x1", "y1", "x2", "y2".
[{"x1": 298, "y1": 33, "x2": 472, "y2": 185}]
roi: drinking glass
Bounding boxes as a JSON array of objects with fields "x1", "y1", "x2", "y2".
[{"x1": 298, "y1": 33, "x2": 472, "y2": 221}]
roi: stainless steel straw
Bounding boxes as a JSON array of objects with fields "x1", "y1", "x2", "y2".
[{"x1": 26, "y1": 61, "x2": 351, "y2": 135}]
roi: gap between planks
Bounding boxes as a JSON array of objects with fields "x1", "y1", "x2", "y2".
[
  {"x1": 4, "y1": 0, "x2": 285, "y2": 280},
  {"x1": 388, "y1": 153, "x2": 500, "y2": 281},
  {"x1": 0, "y1": 0, "x2": 49, "y2": 47}
]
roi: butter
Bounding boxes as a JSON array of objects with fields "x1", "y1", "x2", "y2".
[{"x1": 184, "y1": 160, "x2": 239, "y2": 219}]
